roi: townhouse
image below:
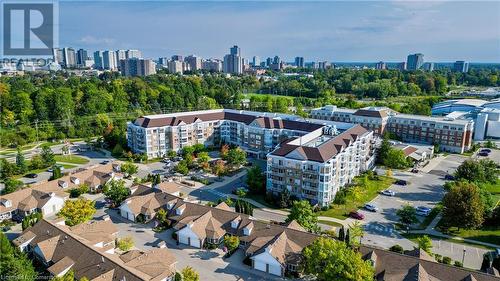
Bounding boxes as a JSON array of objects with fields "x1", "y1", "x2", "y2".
[
  {"x1": 267, "y1": 124, "x2": 375, "y2": 206},
  {"x1": 0, "y1": 163, "x2": 122, "y2": 222},
  {"x1": 311, "y1": 105, "x2": 474, "y2": 153},
  {"x1": 13, "y1": 218, "x2": 177, "y2": 281}
]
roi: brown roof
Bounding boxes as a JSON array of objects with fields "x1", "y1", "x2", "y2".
[
  {"x1": 360, "y1": 246, "x2": 499, "y2": 281},
  {"x1": 21, "y1": 219, "x2": 176, "y2": 281},
  {"x1": 402, "y1": 146, "x2": 419, "y2": 157},
  {"x1": 122, "y1": 186, "x2": 180, "y2": 217},
  {"x1": 214, "y1": 202, "x2": 232, "y2": 211},
  {"x1": 0, "y1": 163, "x2": 118, "y2": 215},
  {"x1": 70, "y1": 220, "x2": 118, "y2": 245},
  {"x1": 134, "y1": 110, "x2": 323, "y2": 132},
  {"x1": 156, "y1": 182, "x2": 181, "y2": 195},
  {"x1": 270, "y1": 125, "x2": 369, "y2": 162},
  {"x1": 405, "y1": 248, "x2": 435, "y2": 262},
  {"x1": 353, "y1": 108, "x2": 389, "y2": 118},
  {"x1": 47, "y1": 256, "x2": 75, "y2": 276}
]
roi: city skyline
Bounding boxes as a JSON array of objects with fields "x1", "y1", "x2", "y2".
[{"x1": 58, "y1": 1, "x2": 500, "y2": 62}]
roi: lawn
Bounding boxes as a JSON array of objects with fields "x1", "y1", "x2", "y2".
[
  {"x1": 318, "y1": 220, "x2": 343, "y2": 228},
  {"x1": 317, "y1": 175, "x2": 395, "y2": 219},
  {"x1": 401, "y1": 233, "x2": 495, "y2": 250},
  {"x1": 437, "y1": 226, "x2": 500, "y2": 246},
  {"x1": 481, "y1": 181, "x2": 500, "y2": 207},
  {"x1": 54, "y1": 155, "x2": 90, "y2": 165},
  {"x1": 244, "y1": 193, "x2": 278, "y2": 209}
]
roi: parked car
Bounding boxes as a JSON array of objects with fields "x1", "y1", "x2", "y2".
[
  {"x1": 395, "y1": 179, "x2": 408, "y2": 186},
  {"x1": 381, "y1": 190, "x2": 396, "y2": 196},
  {"x1": 364, "y1": 204, "x2": 378, "y2": 212},
  {"x1": 25, "y1": 173, "x2": 38, "y2": 178},
  {"x1": 47, "y1": 165, "x2": 64, "y2": 172},
  {"x1": 416, "y1": 206, "x2": 431, "y2": 216},
  {"x1": 411, "y1": 168, "x2": 419, "y2": 173},
  {"x1": 444, "y1": 174, "x2": 455, "y2": 180},
  {"x1": 349, "y1": 211, "x2": 365, "y2": 220},
  {"x1": 100, "y1": 160, "x2": 110, "y2": 165},
  {"x1": 481, "y1": 148, "x2": 492, "y2": 153},
  {"x1": 478, "y1": 152, "x2": 489, "y2": 157}
]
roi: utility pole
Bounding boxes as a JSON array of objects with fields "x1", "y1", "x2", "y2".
[{"x1": 35, "y1": 119, "x2": 39, "y2": 143}]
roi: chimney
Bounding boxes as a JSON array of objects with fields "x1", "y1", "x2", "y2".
[
  {"x1": 157, "y1": 241, "x2": 166, "y2": 248},
  {"x1": 49, "y1": 192, "x2": 55, "y2": 197}
]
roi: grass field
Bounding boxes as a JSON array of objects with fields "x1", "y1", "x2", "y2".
[
  {"x1": 54, "y1": 155, "x2": 90, "y2": 165},
  {"x1": 481, "y1": 181, "x2": 500, "y2": 207},
  {"x1": 437, "y1": 226, "x2": 500, "y2": 246},
  {"x1": 317, "y1": 175, "x2": 395, "y2": 219}
]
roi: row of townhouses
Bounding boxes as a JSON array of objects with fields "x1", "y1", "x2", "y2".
[
  {"x1": 13, "y1": 217, "x2": 177, "y2": 281},
  {"x1": 127, "y1": 109, "x2": 376, "y2": 206},
  {"x1": 0, "y1": 163, "x2": 122, "y2": 222},
  {"x1": 8, "y1": 171, "x2": 499, "y2": 280},
  {"x1": 311, "y1": 105, "x2": 474, "y2": 153},
  {"x1": 114, "y1": 182, "x2": 498, "y2": 280}
]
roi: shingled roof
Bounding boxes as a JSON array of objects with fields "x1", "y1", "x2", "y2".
[{"x1": 270, "y1": 125, "x2": 369, "y2": 162}]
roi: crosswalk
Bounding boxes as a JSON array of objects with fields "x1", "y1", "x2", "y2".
[
  {"x1": 206, "y1": 189, "x2": 228, "y2": 198},
  {"x1": 364, "y1": 223, "x2": 395, "y2": 235}
]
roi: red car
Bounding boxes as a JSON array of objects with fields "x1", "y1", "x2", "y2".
[{"x1": 349, "y1": 211, "x2": 365, "y2": 220}]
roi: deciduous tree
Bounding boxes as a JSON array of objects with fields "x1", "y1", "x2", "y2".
[
  {"x1": 286, "y1": 200, "x2": 319, "y2": 233},
  {"x1": 104, "y1": 180, "x2": 130, "y2": 207},
  {"x1": 442, "y1": 181, "x2": 484, "y2": 230},
  {"x1": 58, "y1": 198, "x2": 96, "y2": 226}
]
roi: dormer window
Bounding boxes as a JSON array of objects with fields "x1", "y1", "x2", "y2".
[
  {"x1": 167, "y1": 202, "x2": 174, "y2": 210},
  {"x1": 58, "y1": 180, "x2": 68, "y2": 189},
  {"x1": 70, "y1": 177, "x2": 80, "y2": 185},
  {"x1": 1, "y1": 199, "x2": 12, "y2": 208},
  {"x1": 243, "y1": 226, "x2": 252, "y2": 236},
  {"x1": 231, "y1": 218, "x2": 240, "y2": 229},
  {"x1": 176, "y1": 206, "x2": 184, "y2": 215}
]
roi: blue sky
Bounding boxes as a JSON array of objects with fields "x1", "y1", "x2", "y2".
[{"x1": 59, "y1": 1, "x2": 500, "y2": 62}]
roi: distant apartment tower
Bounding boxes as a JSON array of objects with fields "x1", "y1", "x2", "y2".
[
  {"x1": 102, "y1": 51, "x2": 118, "y2": 70},
  {"x1": 52, "y1": 48, "x2": 64, "y2": 65},
  {"x1": 202, "y1": 59, "x2": 223, "y2": 72},
  {"x1": 116, "y1": 50, "x2": 127, "y2": 62},
  {"x1": 120, "y1": 58, "x2": 156, "y2": 77},
  {"x1": 93, "y1": 51, "x2": 104, "y2": 69},
  {"x1": 223, "y1": 45, "x2": 243, "y2": 74},
  {"x1": 318, "y1": 61, "x2": 330, "y2": 70},
  {"x1": 252, "y1": 56, "x2": 260, "y2": 67},
  {"x1": 266, "y1": 57, "x2": 272, "y2": 67},
  {"x1": 422, "y1": 62, "x2": 434, "y2": 71},
  {"x1": 171, "y1": 55, "x2": 183, "y2": 61},
  {"x1": 126, "y1": 49, "x2": 142, "y2": 59},
  {"x1": 397, "y1": 62, "x2": 407, "y2": 71},
  {"x1": 454, "y1": 61, "x2": 469, "y2": 73},
  {"x1": 76, "y1": 49, "x2": 88, "y2": 67},
  {"x1": 375, "y1": 61, "x2": 386, "y2": 70},
  {"x1": 406, "y1": 53, "x2": 424, "y2": 70},
  {"x1": 168, "y1": 60, "x2": 184, "y2": 74},
  {"x1": 52, "y1": 48, "x2": 76, "y2": 68},
  {"x1": 295, "y1": 57, "x2": 304, "y2": 68},
  {"x1": 185, "y1": 55, "x2": 202, "y2": 71}
]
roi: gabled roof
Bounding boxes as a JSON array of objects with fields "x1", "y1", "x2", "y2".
[
  {"x1": 48, "y1": 256, "x2": 74, "y2": 276},
  {"x1": 70, "y1": 220, "x2": 118, "y2": 245}
]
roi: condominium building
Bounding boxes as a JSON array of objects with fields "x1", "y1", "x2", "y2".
[
  {"x1": 184, "y1": 55, "x2": 202, "y2": 71},
  {"x1": 120, "y1": 58, "x2": 156, "y2": 77},
  {"x1": 102, "y1": 50, "x2": 118, "y2": 70},
  {"x1": 295, "y1": 57, "x2": 305, "y2": 68},
  {"x1": 167, "y1": 60, "x2": 184, "y2": 74},
  {"x1": 454, "y1": 60, "x2": 469, "y2": 73},
  {"x1": 202, "y1": 59, "x2": 223, "y2": 72},
  {"x1": 311, "y1": 105, "x2": 474, "y2": 153},
  {"x1": 267, "y1": 125, "x2": 374, "y2": 206},
  {"x1": 375, "y1": 61, "x2": 386, "y2": 70},
  {"x1": 223, "y1": 45, "x2": 243, "y2": 74},
  {"x1": 407, "y1": 53, "x2": 424, "y2": 70}
]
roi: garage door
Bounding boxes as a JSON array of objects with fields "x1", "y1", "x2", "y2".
[
  {"x1": 120, "y1": 210, "x2": 127, "y2": 218},
  {"x1": 178, "y1": 234, "x2": 188, "y2": 245},
  {"x1": 190, "y1": 238, "x2": 200, "y2": 248}
]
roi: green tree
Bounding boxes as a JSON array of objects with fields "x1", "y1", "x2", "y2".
[
  {"x1": 121, "y1": 162, "x2": 138, "y2": 177},
  {"x1": 2, "y1": 178, "x2": 24, "y2": 194},
  {"x1": 416, "y1": 235, "x2": 433, "y2": 255},
  {"x1": 181, "y1": 266, "x2": 199, "y2": 281},
  {"x1": 16, "y1": 147, "x2": 27, "y2": 173},
  {"x1": 40, "y1": 145, "x2": 55, "y2": 166},
  {"x1": 212, "y1": 160, "x2": 226, "y2": 177},
  {"x1": 175, "y1": 160, "x2": 189, "y2": 175},
  {"x1": 377, "y1": 134, "x2": 391, "y2": 164},
  {"x1": 52, "y1": 165, "x2": 63, "y2": 180},
  {"x1": 0, "y1": 159, "x2": 16, "y2": 179},
  {"x1": 389, "y1": 244, "x2": 404, "y2": 254},
  {"x1": 30, "y1": 154, "x2": 45, "y2": 170},
  {"x1": 348, "y1": 221, "x2": 364, "y2": 248},
  {"x1": 383, "y1": 148, "x2": 411, "y2": 169},
  {"x1": 226, "y1": 148, "x2": 246, "y2": 167},
  {"x1": 0, "y1": 232, "x2": 37, "y2": 281},
  {"x1": 302, "y1": 237, "x2": 374, "y2": 281},
  {"x1": 246, "y1": 166, "x2": 266, "y2": 195},
  {"x1": 441, "y1": 181, "x2": 485, "y2": 230},
  {"x1": 454, "y1": 159, "x2": 499, "y2": 184},
  {"x1": 396, "y1": 205, "x2": 418, "y2": 231},
  {"x1": 223, "y1": 235, "x2": 239, "y2": 252},
  {"x1": 197, "y1": 151, "x2": 210, "y2": 166},
  {"x1": 117, "y1": 236, "x2": 134, "y2": 251},
  {"x1": 286, "y1": 200, "x2": 319, "y2": 233},
  {"x1": 167, "y1": 150, "x2": 177, "y2": 159},
  {"x1": 51, "y1": 269, "x2": 74, "y2": 281},
  {"x1": 104, "y1": 180, "x2": 130, "y2": 207},
  {"x1": 58, "y1": 198, "x2": 96, "y2": 226},
  {"x1": 22, "y1": 212, "x2": 42, "y2": 230}
]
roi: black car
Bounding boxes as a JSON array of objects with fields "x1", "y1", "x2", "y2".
[
  {"x1": 444, "y1": 174, "x2": 455, "y2": 180},
  {"x1": 25, "y1": 173, "x2": 38, "y2": 178},
  {"x1": 395, "y1": 179, "x2": 407, "y2": 186},
  {"x1": 100, "y1": 160, "x2": 110, "y2": 165},
  {"x1": 478, "y1": 152, "x2": 489, "y2": 157},
  {"x1": 481, "y1": 148, "x2": 492, "y2": 153}
]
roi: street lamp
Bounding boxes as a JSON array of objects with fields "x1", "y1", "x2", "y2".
[{"x1": 462, "y1": 248, "x2": 466, "y2": 265}]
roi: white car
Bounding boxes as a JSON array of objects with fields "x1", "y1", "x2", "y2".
[
  {"x1": 381, "y1": 190, "x2": 396, "y2": 196},
  {"x1": 364, "y1": 204, "x2": 378, "y2": 212},
  {"x1": 416, "y1": 206, "x2": 431, "y2": 216}
]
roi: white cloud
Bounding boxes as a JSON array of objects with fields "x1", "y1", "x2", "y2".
[{"x1": 78, "y1": 36, "x2": 115, "y2": 46}]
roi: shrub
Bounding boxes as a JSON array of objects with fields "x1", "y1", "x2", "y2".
[
  {"x1": 442, "y1": 256, "x2": 452, "y2": 265},
  {"x1": 389, "y1": 245, "x2": 404, "y2": 254},
  {"x1": 434, "y1": 254, "x2": 442, "y2": 263},
  {"x1": 454, "y1": 261, "x2": 463, "y2": 267},
  {"x1": 117, "y1": 236, "x2": 134, "y2": 251}
]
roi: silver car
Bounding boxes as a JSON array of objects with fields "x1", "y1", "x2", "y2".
[
  {"x1": 381, "y1": 190, "x2": 396, "y2": 196},
  {"x1": 364, "y1": 204, "x2": 378, "y2": 212}
]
